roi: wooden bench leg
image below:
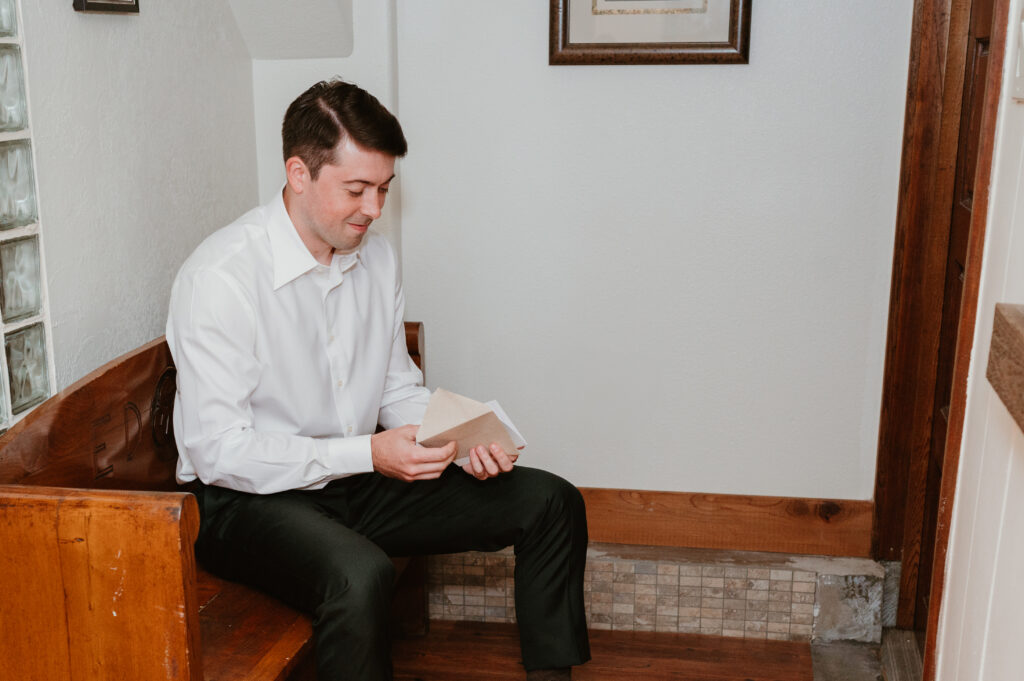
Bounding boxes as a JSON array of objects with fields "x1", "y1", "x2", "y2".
[{"x1": 391, "y1": 555, "x2": 430, "y2": 638}]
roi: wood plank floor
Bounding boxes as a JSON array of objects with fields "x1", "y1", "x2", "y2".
[{"x1": 393, "y1": 622, "x2": 814, "y2": 681}]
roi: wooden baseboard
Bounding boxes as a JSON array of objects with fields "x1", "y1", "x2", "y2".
[{"x1": 581, "y1": 488, "x2": 873, "y2": 558}]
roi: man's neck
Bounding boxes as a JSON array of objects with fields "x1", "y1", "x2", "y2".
[{"x1": 282, "y1": 187, "x2": 334, "y2": 265}]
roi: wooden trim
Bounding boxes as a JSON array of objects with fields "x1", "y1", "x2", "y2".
[
  {"x1": 922, "y1": 0, "x2": 1009, "y2": 676},
  {"x1": 874, "y1": 0, "x2": 972, "y2": 563},
  {"x1": 581, "y1": 488, "x2": 873, "y2": 558}
]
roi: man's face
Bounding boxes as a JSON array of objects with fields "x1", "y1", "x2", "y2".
[{"x1": 289, "y1": 137, "x2": 396, "y2": 257}]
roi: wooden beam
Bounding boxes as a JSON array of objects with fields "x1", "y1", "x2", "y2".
[
  {"x1": 986, "y1": 303, "x2": 1024, "y2": 432},
  {"x1": 581, "y1": 488, "x2": 873, "y2": 558}
]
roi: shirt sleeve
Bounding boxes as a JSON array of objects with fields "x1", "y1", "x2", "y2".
[
  {"x1": 377, "y1": 271, "x2": 431, "y2": 430},
  {"x1": 168, "y1": 268, "x2": 374, "y2": 495}
]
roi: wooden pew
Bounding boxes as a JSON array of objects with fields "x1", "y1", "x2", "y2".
[{"x1": 0, "y1": 323, "x2": 427, "y2": 681}]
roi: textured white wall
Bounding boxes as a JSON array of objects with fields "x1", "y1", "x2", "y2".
[
  {"x1": 936, "y1": 0, "x2": 1024, "y2": 676},
  {"x1": 396, "y1": 1, "x2": 913, "y2": 498},
  {"x1": 20, "y1": 0, "x2": 257, "y2": 389}
]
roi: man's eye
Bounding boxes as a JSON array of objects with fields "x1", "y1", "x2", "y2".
[
  {"x1": 379, "y1": 187, "x2": 390, "y2": 194},
  {"x1": 346, "y1": 190, "x2": 362, "y2": 198}
]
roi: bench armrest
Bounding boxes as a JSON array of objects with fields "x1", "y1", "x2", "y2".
[{"x1": 0, "y1": 485, "x2": 203, "y2": 681}]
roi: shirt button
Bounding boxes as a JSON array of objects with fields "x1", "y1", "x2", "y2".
[
  {"x1": 346, "y1": 425, "x2": 354, "y2": 435},
  {"x1": 329, "y1": 334, "x2": 335, "y2": 343},
  {"x1": 336, "y1": 379, "x2": 344, "y2": 388}
]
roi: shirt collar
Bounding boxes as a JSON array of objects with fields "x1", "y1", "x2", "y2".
[{"x1": 266, "y1": 189, "x2": 363, "y2": 290}]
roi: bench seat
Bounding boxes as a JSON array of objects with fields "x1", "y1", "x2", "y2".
[{"x1": 0, "y1": 328, "x2": 427, "y2": 681}]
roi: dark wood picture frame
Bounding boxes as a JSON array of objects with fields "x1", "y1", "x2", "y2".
[
  {"x1": 73, "y1": 0, "x2": 139, "y2": 13},
  {"x1": 550, "y1": 0, "x2": 751, "y2": 65}
]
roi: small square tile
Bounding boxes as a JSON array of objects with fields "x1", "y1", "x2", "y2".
[
  {"x1": 770, "y1": 569, "x2": 793, "y2": 581},
  {"x1": 790, "y1": 624, "x2": 813, "y2": 637},
  {"x1": 656, "y1": 616, "x2": 678, "y2": 632}
]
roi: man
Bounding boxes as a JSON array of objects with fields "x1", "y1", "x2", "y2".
[{"x1": 167, "y1": 79, "x2": 590, "y2": 681}]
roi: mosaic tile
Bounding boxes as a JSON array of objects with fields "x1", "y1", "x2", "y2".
[{"x1": 430, "y1": 550, "x2": 845, "y2": 638}]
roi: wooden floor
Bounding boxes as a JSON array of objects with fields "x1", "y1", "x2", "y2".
[{"x1": 393, "y1": 622, "x2": 814, "y2": 681}]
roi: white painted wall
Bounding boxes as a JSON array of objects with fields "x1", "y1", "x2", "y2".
[
  {"x1": 20, "y1": 1, "x2": 257, "y2": 389},
  {"x1": 395, "y1": 1, "x2": 913, "y2": 498},
  {"x1": 251, "y1": 0, "x2": 403, "y2": 248},
  {"x1": 936, "y1": 0, "x2": 1024, "y2": 677}
]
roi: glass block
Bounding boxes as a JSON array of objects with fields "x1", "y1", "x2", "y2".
[
  {"x1": 0, "y1": 236, "x2": 41, "y2": 322},
  {"x1": 0, "y1": 0, "x2": 16, "y2": 38},
  {"x1": 5, "y1": 322, "x2": 49, "y2": 413},
  {"x1": 0, "y1": 139, "x2": 38, "y2": 230},
  {"x1": 0, "y1": 45, "x2": 28, "y2": 132}
]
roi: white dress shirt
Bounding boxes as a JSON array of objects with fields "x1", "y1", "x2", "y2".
[{"x1": 167, "y1": 191, "x2": 430, "y2": 494}]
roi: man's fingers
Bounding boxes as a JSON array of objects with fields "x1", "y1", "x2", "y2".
[
  {"x1": 490, "y1": 443, "x2": 515, "y2": 472},
  {"x1": 476, "y1": 446, "x2": 499, "y2": 477},
  {"x1": 416, "y1": 441, "x2": 457, "y2": 464}
]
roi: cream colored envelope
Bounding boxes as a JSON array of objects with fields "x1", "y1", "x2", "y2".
[{"x1": 416, "y1": 388, "x2": 526, "y2": 466}]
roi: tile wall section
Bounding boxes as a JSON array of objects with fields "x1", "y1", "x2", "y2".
[
  {"x1": 0, "y1": 0, "x2": 54, "y2": 431},
  {"x1": 427, "y1": 549, "x2": 817, "y2": 641}
]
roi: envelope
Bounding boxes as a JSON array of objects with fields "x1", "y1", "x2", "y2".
[{"x1": 416, "y1": 388, "x2": 526, "y2": 466}]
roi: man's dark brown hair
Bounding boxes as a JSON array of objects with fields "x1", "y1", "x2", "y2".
[{"x1": 282, "y1": 79, "x2": 407, "y2": 179}]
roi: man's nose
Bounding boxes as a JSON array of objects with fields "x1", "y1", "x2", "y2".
[{"x1": 362, "y1": 191, "x2": 383, "y2": 219}]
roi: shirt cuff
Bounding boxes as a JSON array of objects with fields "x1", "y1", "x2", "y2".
[{"x1": 322, "y1": 434, "x2": 374, "y2": 477}]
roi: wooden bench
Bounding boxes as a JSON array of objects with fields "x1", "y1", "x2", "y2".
[{"x1": 0, "y1": 323, "x2": 428, "y2": 681}]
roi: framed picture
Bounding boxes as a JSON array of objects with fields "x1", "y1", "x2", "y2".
[
  {"x1": 73, "y1": 0, "x2": 139, "y2": 13},
  {"x1": 550, "y1": 0, "x2": 751, "y2": 65}
]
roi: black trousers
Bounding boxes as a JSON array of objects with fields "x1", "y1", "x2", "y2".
[{"x1": 189, "y1": 465, "x2": 591, "y2": 680}]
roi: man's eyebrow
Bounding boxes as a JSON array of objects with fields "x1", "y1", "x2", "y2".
[{"x1": 342, "y1": 174, "x2": 396, "y2": 185}]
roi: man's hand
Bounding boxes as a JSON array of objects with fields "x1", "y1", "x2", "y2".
[
  {"x1": 462, "y1": 443, "x2": 518, "y2": 480},
  {"x1": 371, "y1": 425, "x2": 457, "y2": 482}
]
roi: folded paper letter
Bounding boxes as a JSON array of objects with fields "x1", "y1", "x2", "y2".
[{"x1": 416, "y1": 388, "x2": 527, "y2": 466}]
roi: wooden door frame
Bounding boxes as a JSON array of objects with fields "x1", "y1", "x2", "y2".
[
  {"x1": 922, "y1": 0, "x2": 1009, "y2": 677},
  {"x1": 873, "y1": 0, "x2": 973, "y2": 609},
  {"x1": 875, "y1": 0, "x2": 1009, "y2": 675}
]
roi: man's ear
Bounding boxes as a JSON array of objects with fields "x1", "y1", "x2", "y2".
[{"x1": 285, "y1": 156, "x2": 310, "y2": 194}]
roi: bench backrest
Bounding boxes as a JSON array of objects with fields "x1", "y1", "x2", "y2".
[{"x1": 0, "y1": 322, "x2": 424, "y2": 489}]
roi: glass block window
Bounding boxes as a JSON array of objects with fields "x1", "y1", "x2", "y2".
[
  {"x1": 0, "y1": 0, "x2": 54, "y2": 430},
  {"x1": 0, "y1": 0, "x2": 16, "y2": 39}
]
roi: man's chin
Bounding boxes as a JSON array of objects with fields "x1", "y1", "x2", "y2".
[{"x1": 332, "y1": 230, "x2": 368, "y2": 254}]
